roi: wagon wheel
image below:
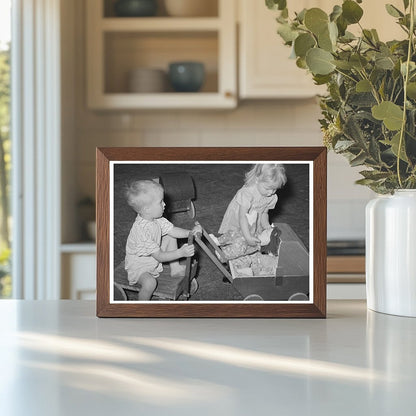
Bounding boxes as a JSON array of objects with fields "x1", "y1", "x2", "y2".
[
  {"x1": 178, "y1": 278, "x2": 199, "y2": 300},
  {"x1": 288, "y1": 292, "x2": 309, "y2": 301},
  {"x1": 189, "y1": 200, "x2": 196, "y2": 218},
  {"x1": 244, "y1": 294, "x2": 264, "y2": 301}
]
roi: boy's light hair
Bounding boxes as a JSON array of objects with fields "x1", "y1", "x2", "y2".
[
  {"x1": 124, "y1": 180, "x2": 164, "y2": 213},
  {"x1": 245, "y1": 164, "x2": 287, "y2": 188}
]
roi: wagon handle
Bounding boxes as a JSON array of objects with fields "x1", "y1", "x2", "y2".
[
  {"x1": 193, "y1": 221, "x2": 233, "y2": 283},
  {"x1": 183, "y1": 231, "x2": 195, "y2": 297},
  {"x1": 194, "y1": 221, "x2": 227, "y2": 263}
]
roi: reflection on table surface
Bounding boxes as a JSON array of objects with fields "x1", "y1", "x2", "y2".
[{"x1": 0, "y1": 300, "x2": 415, "y2": 416}]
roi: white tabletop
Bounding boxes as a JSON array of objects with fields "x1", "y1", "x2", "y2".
[{"x1": 0, "y1": 300, "x2": 415, "y2": 415}]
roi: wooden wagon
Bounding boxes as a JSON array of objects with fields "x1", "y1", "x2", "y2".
[{"x1": 194, "y1": 222, "x2": 310, "y2": 301}]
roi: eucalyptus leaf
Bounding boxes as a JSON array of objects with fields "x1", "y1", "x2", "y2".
[
  {"x1": 380, "y1": 44, "x2": 393, "y2": 55},
  {"x1": 401, "y1": 61, "x2": 416, "y2": 76},
  {"x1": 306, "y1": 48, "x2": 336, "y2": 75},
  {"x1": 339, "y1": 31, "x2": 356, "y2": 43},
  {"x1": 360, "y1": 170, "x2": 391, "y2": 181},
  {"x1": 407, "y1": 82, "x2": 416, "y2": 99},
  {"x1": 355, "y1": 178, "x2": 378, "y2": 186},
  {"x1": 276, "y1": 14, "x2": 288, "y2": 24},
  {"x1": 350, "y1": 54, "x2": 368, "y2": 70},
  {"x1": 389, "y1": 132, "x2": 409, "y2": 162},
  {"x1": 296, "y1": 57, "x2": 308, "y2": 69},
  {"x1": 313, "y1": 74, "x2": 332, "y2": 85},
  {"x1": 277, "y1": 23, "x2": 299, "y2": 43},
  {"x1": 385, "y1": 4, "x2": 404, "y2": 17},
  {"x1": 369, "y1": 136, "x2": 382, "y2": 163},
  {"x1": 336, "y1": 15, "x2": 348, "y2": 36},
  {"x1": 330, "y1": 5, "x2": 342, "y2": 22},
  {"x1": 334, "y1": 140, "x2": 355, "y2": 151},
  {"x1": 304, "y1": 8, "x2": 328, "y2": 35},
  {"x1": 344, "y1": 114, "x2": 367, "y2": 147},
  {"x1": 375, "y1": 55, "x2": 395, "y2": 70},
  {"x1": 363, "y1": 29, "x2": 376, "y2": 46},
  {"x1": 318, "y1": 27, "x2": 334, "y2": 52},
  {"x1": 328, "y1": 21, "x2": 338, "y2": 45},
  {"x1": 370, "y1": 66, "x2": 386, "y2": 85},
  {"x1": 342, "y1": 0, "x2": 363, "y2": 24},
  {"x1": 266, "y1": 0, "x2": 287, "y2": 11},
  {"x1": 350, "y1": 151, "x2": 368, "y2": 166},
  {"x1": 372, "y1": 101, "x2": 404, "y2": 130},
  {"x1": 378, "y1": 78, "x2": 386, "y2": 100},
  {"x1": 356, "y1": 79, "x2": 372, "y2": 92},
  {"x1": 296, "y1": 8, "x2": 307, "y2": 23},
  {"x1": 371, "y1": 29, "x2": 380, "y2": 43},
  {"x1": 399, "y1": 14, "x2": 411, "y2": 29},
  {"x1": 294, "y1": 33, "x2": 316, "y2": 58},
  {"x1": 348, "y1": 92, "x2": 378, "y2": 107},
  {"x1": 333, "y1": 60, "x2": 353, "y2": 70}
]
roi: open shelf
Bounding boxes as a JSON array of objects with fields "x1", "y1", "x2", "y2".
[
  {"x1": 101, "y1": 17, "x2": 221, "y2": 31},
  {"x1": 86, "y1": 0, "x2": 236, "y2": 109},
  {"x1": 104, "y1": 31, "x2": 218, "y2": 94}
]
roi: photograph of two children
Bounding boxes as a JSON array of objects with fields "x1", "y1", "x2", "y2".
[{"x1": 109, "y1": 156, "x2": 313, "y2": 304}]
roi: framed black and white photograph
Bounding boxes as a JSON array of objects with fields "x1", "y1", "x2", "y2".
[{"x1": 96, "y1": 147, "x2": 327, "y2": 317}]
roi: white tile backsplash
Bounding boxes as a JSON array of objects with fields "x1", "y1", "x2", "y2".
[
  {"x1": 328, "y1": 199, "x2": 369, "y2": 240},
  {"x1": 74, "y1": 99, "x2": 371, "y2": 240}
]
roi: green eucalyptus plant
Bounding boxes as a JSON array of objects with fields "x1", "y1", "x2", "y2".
[{"x1": 266, "y1": 0, "x2": 416, "y2": 194}]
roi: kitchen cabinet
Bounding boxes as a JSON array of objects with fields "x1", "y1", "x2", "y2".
[
  {"x1": 327, "y1": 256, "x2": 366, "y2": 300},
  {"x1": 238, "y1": 0, "x2": 326, "y2": 99},
  {"x1": 86, "y1": 0, "x2": 237, "y2": 109},
  {"x1": 61, "y1": 245, "x2": 96, "y2": 300},
  {"x1": 238, "y1": 0, "x2": 404, "y2": 99}
]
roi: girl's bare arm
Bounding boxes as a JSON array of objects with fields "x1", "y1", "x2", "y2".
[{"x1": 238, "y1": 205, "x2": 260, "y2": 245}]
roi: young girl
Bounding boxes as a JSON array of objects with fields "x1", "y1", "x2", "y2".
[{"x1": 218, "y1": 164, "x2": 287, "y2": 259}]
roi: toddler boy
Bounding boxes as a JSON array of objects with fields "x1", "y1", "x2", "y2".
[{"x1": 124, "y1": 180, "x2": 200, "y2": 300}]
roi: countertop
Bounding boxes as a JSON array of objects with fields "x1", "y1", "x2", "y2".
[{"x1": 0, "y1": 300, "x2": 415, "y2": 415}]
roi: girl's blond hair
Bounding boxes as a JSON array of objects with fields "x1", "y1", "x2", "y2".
[{"x1": 245, "y1": 164, "x2": 287, "y2": 188}]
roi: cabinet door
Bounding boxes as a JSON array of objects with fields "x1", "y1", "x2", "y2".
[
  {"x1": 239, "y1": 0, "x2": 404, "y2": 99},
  {"x1": 62, "y1": 253, "x2": 96, "y2": 300},
  {"x1": 239, "y1": 0, "x2": 326, "y2": 99}
]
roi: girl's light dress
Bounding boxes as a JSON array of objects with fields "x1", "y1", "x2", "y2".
[{"x1": 218, "y1": 184, "x2": 277, "y2": 236}]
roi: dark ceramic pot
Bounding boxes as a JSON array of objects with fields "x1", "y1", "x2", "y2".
[
  {"x1": 168, "y1": 61, "x2": 205, "y2": 92},
  {"x1": 114, "y1": 0, "x2": 157, "y2": 17}
]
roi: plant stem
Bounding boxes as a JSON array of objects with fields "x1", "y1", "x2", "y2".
[
  {"x1": 397, "y1": 0, "x2": 415, "y2": 188},
  {"x1": 358, "y1": 69, "x2": 381, "y2": 104},
  {"x1": 334, "y1": 68, "x2": 358, "y2": 84}
]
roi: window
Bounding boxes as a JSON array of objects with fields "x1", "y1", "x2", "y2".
[{"x1": 0, "y1": 0, "x2": 11, "y2": 298}]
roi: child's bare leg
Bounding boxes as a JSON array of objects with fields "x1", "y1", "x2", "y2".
[
  {"x1": 161, "y1": 235, "x2": 186, "y2": 277},
  {"x1": 137, "y1": 272, "x2": 157, "y2": 300}
]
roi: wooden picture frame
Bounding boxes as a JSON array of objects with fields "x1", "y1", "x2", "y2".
[{"x1": 96, "y1": 147, "x2": 327, "y2": 318}]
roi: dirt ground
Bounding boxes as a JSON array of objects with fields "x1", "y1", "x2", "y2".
[{"x1": 113, "y1": 163, "x2": 310, "y2": 301}]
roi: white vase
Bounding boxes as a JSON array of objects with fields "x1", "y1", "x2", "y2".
[{"x1": 366, "y1": 189, "x2": 416, "y2": 317}]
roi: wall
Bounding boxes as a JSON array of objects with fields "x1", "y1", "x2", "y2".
[{"x1": 61, "y1": 0, "x2": 374, "y2": 243}]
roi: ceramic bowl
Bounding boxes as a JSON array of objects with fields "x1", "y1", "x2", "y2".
[
  {"x1": 128, "y1": 68, "x2": 167, "y2": 93},
  {"x1": 168, "y1": 61, "x2": 205, "y2": 92},
  {"x1": 114, "y1": 0, "x2": 158, "y2": 17},
  {"x1": 164, "y1": 0, "x2": 217, "y2": 17}
]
